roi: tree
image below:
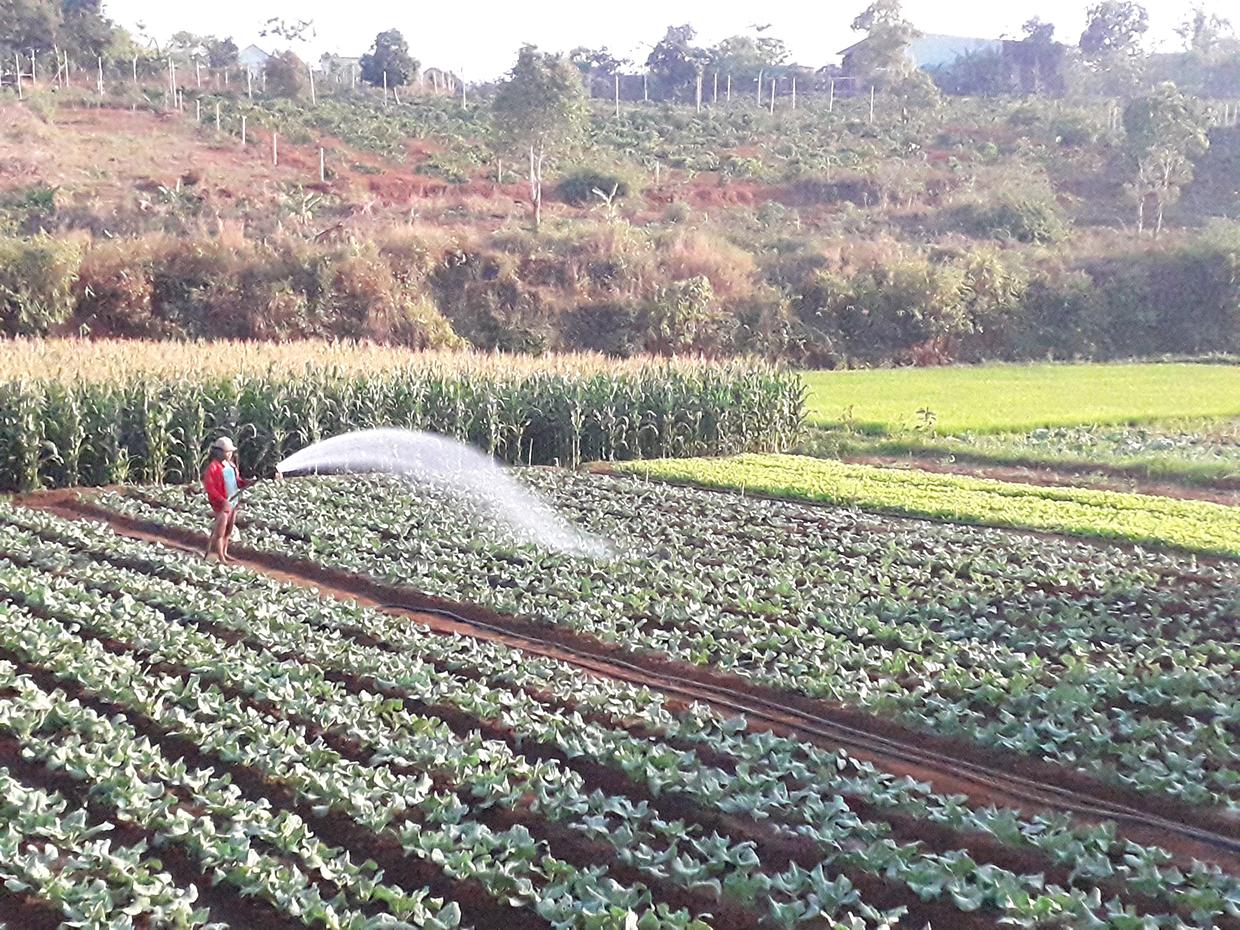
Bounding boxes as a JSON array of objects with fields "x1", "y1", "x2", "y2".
[
  {"x1": 709, "y1": 34, "x2": 789, "y2": 83},
  {"x1": 259, "y1": 17, "x2": 315, "y2": 45},
  {"x1": 359, "y1": 28, "x2": 417, "y2": 88},
  {"x1": 1172, "y1": 6, "x2": 1239, "y2": 95},
  {"x1": 58, "y1": 0, "x2": 114, "y2": 57},
  {"x1": 1079, "y1": 1, "x2": 1148, "y2": 58},
  {"x1": 645, "y1": 24, "x2": 709, "y2": 101},
  {"x1": 1023, "y1": 17, "x2": 1055, "y2": 44},
  {"x1": 492, "y1": 45, "x2": 588, "y2": 228},
  {"x1": 1177, "y1": 5, "x2": 1231, "y2": 53},
  {"x1": 1006, "y1": 18, "x2": 1067, "y2": 95},
  {"x1": 207, "y1": 36, "x2": 239, "y2": 69},
  {"x1": 264, "y1": 50, "x2": 308, "y2": 98},
  {"x1": 0, "y1": 0, "x2": 59, "y2": 53},
  {"x1": 1122, "y1": 83, "x2": 1209, "y2": 234},
  {"x1": 569, "y1": 46, "x2": 627, "y2": 95},
  {"x1": 931, "y1": 49, "x2": 1006, "y2": 95},
  {"x1": 844, "y1": 0, "x2": 920, "y2": 88},
  {"x1": 1075, "y1": 1, "x2": 1149, "y2": 96}
]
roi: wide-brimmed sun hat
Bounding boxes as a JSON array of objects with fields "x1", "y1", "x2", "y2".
[{"x1": 210, "y1": 437, "x2": 237, "y2": 453}]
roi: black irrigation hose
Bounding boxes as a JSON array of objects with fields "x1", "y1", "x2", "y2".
[{"x1": 381, "y1": 600, "x2": 1240, "y2": 859}]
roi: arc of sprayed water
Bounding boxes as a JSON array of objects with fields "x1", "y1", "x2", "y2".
[{"x1": 275, "y1": 428, "x2": 613, "y2": 558}]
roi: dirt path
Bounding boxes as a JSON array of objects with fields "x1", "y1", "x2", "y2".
[{"x1": 15, "y1": 490, "x2": 1240, "y2": 873}]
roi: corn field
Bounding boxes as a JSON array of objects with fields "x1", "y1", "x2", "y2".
[{"x1": 0, "y1": 340, "x2": 804, "y2": 491}]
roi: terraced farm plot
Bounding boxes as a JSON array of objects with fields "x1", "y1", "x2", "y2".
[
  {"x1": 801, "y1": 364, "x2": 1240, "y2": 489},
  {"x1": 2, "y1": 502, "x2": 1240, "y2": 929},
  {"x1": 93, "y1": 470, "x2": 1240, "y2": 816},
  {"x1": 619, "y1": 453, "x2": 1240, "y2": 555},
  {"x1": 803, "y1": 363, "x2": 1240, "y2": 434}
]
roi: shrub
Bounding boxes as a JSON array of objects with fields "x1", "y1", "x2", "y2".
[
  {"x1": 1051, "y1": 113, "x2": 1098, "y2": 148},
  {"x1": 642, "y1": 275, "x2": 724, "y2": 354},
  {"x1": 0, "y1": 235, "x2": 81, "y2": 335},
  {"x1": 264, "y1": 51, "x2": 309, "y2": 99},
  {"x1": 720, "y1": 154, "x2": 767, "y2": 181},
  {"x1": 663, "y1": 201, "x2": 692, "y2": 224},
  {"x1": 430, "y1": 249, "x2": 555, "y2": 353},
  {"x1": 328, "y1": 246, "x2": 461, "y2": 348},
  {"x1": 657, "y1": 229, "x2": 757, "y2": 301},
  {"x1": 960, "y1": 193, "x2": 1067, "y2": 244},
  {"x1": 557, "y1": 169, "x2": 631, "y2": 206},
  {"x1": 956, "y1": 249, "x2": 1030, "y2": 359},
  {"x1": 1, "y1": 184, "x2": 59, "y2": 234},
  {"x1": 1105, "y1": 223, "x2": 1240, "y2": 356},
  {"x1": 811, "y1": 254, "x2": 968, "y2": 364},
  {"x1": 1003, "y1": 268, "x2": 1100, "y2": 359},
  {"x1": 71, "y1": 235, "x2": 461, "y2": 347},
  {"x1": 74, "y1": 238, "x2": 160, "y2": 337},
  {"x1": 562, "y1": 302, "x2": 644, "y2": 356}
]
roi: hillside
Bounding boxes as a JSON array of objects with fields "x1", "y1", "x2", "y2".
[{"x1": 2, "y1": 85, "x2": 1239, "y2": 362}]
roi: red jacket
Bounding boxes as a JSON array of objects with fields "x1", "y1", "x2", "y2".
[{"x1": 203, "y1": 460, "x2": 251, "y2": 513}]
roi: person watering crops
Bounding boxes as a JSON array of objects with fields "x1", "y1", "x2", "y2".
[{"x1": 202, "y1": 437, "x2": 254, "y2": 563}]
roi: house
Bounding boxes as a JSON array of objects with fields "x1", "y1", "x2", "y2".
[
  {"x1": 238, "y1": 45, "x2": 271, "y2": 77},
  {"x1": 837, "y1": 33, "x2": 1002, "y2": 74}
]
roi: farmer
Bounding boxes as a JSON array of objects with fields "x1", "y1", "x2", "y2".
[{"x1": 202, "y1": 436, "x2": 254, "y2": 563}]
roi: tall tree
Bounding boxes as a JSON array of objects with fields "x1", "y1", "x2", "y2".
[
  {"x1": 1079, "y1": 1, "x2": 1148, "y2": 58},
  {"x1": 709, "y1": 34, "x2": 789, "y2": 83},
  {"x1": 492, "y1": 45, "x2": 588, "y2": 228},
  {"x1": 207, "y1": 36, "x2": 239, "y2": 69},
  {"x1": 1007, "y1": 17, "x2": 1067, "y2": 94},
  {"x1": 359, "y1": 29, "x2": 418, "y2": 88},
  {"x1": 264, "y1": 50, "x2": 309, "y2": 98},
  {"x1": 645, "y1": 24, "x2": 709, "y2": 101},
  {"x1": 845, "y1": 0, "x2": 920, "y2": 86},
  {"x1": 1122, "y1": 83, "x2": 1209, "y2": 235},
  {"x1": 1076, "y1": 1, "x2": 1149, "y2": 96},
  {"x1": 0, "y1": 0, "x2": 59, "y2": 52},
  {"x1": 1177, "y1": 5, "x2": 1232, "y2": 53}
]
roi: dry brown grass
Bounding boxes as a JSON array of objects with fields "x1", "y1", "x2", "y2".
[{"x1": 656, "y1": 228, "x2": 757, "y2": 301}]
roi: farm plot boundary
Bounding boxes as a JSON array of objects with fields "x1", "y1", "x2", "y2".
[{"x1": 18, "y1": 489, "x2": 1240, "y2": 873}]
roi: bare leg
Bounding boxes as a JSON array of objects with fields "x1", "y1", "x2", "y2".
[
  {"x1": 206, "y1": 510, "x2": 227, "y2": 560},
  {"x1": 222, "y1": 508, "x2": 238, "y2": 563}
]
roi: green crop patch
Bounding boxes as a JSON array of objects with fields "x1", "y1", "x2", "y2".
[
  {"x1": 9, "y1": 502, "x2": 1240, "y2": 927},
  {"x1": 97, "y1": 469, "x2": 1240, "y2": 815},
  {"x1": 621, "y1": 453, "x2": 1240, "y2": 557},
  {"x1": 0, "y1": 339, "x2": 803, "y2": 492},
  {"x1": 804, "y1": 362, "x2": 1240, "y2": 434}
]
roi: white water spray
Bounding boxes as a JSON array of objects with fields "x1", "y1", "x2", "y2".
[{"x1": 275, "y1": 428, "x2": 611, "y2": 558}]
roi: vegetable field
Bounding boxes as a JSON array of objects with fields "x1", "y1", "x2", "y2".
[
  {"x1": 803, "y1": 363, "x2": 1240, "y2": 434},
  {"x1": 2, "y1": 501, "x2": 1240, "y2": 929},
  {"x1": 0, "y1": 340, "x2": 803, "y2": 491},
  {"x1": 619, "y1": 453, "x2": 1240, "y2": 555},
  {"x1": 97, "y1": 470, "x2": 1240, "y2": 812}
]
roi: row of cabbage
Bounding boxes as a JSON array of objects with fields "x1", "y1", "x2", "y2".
[
  {"x1": 2, "y1": 504, "x2": 1238, "y2": 928},
  {"x1": 98, "y1": 472, "x2": 1240, "y2": 813}
]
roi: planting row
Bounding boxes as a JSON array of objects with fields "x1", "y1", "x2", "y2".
[
  {"x1": 2, "y1": 504, "x2": 1238, "y2": 928},
  {"x1": 618, "y1": 454, "x2": 1240, "y2": 555},
  {"x1": 98, "y1": 470, "x2": 1240, "y2": 811}
]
